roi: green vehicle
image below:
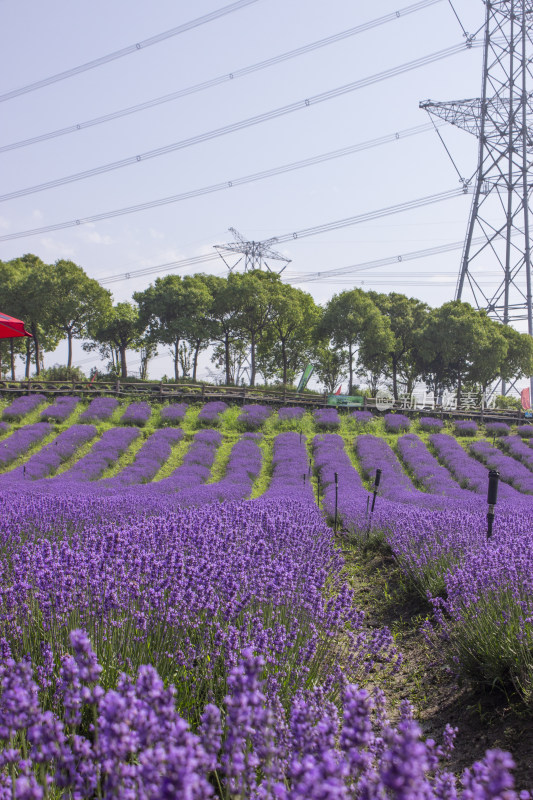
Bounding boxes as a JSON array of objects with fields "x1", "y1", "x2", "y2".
[{"x1": 327, "y1": 394, "x2": 364, "y2": 408}]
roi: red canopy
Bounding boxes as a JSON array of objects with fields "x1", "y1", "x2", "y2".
[{"x1": 0, "y1": 312, "x2": 32, "y2": 339}]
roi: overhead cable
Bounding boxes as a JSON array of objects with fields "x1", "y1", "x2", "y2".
[
  {"x1": 0, "y1": 0, "x2": 262, "y2": 103},
  {"x1": 0, "y1": 40, "x2": 476, "y2": 204},
  {"x1": 0, "y1": 0, "x2": 443, "y2": 154},
  {"x1": 0, "y1": 122, "x2": 440, "y2": 242},
  {"x1": 97, "y1": 188, "x2": 464, "y2": 285}
]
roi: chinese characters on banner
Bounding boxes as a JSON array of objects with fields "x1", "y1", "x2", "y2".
[{"x1": 375, "y1": 390, "x2": 497, "y2": 412}]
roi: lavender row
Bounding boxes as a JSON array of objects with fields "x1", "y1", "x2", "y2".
[
  {"x1": 197, "y1": 401, "x2": 227, "y2": 425},
  {"x1": 0, "y1": 421, "x2": 8, "y2": 435},
  {"x1": 78, "y1": 396, "x2": 119, "y2": 422},
  {"x1": 499, "y1": 434, "x2": 533, "y2": 472},
  {"x1": 313, "y1": 407, "x2": 340, "y2": 430},
  {"x1": 159, "y1": 402, "x2": 187, "y2": 425},
  {"x1": 470, "y1": 439, "x2": 533, "y2": 494},
  {"x1": 175, "y1": 433, "x2": 262, "y2": 505},
  {"x1": 0, "y1": 422, "x2": 52, "y2": 468},
  {"x1": 263, "y1": 432, "x2": 315, "y2": 501},
  {"x1": 100, "y1": 428, "x2": 182, "y2": 487},
  {"x1": 237, "y1": 404, "x2": 272, "y2": 430},
  {"x1": 40, "y1": 395, "x2": 80, "y2": 422},
  {"x1": 0, "y1": 425, "x2": 96, "y2": 481},
  {"x1": 429, "y1": 433, "x2": 520, "y2": 500},
  {"x1": 397, "y1": 433, "x2": 474, "y2": 500},
  {"x1": 120, "y1": 400, "x2": 152, "y2": 426},
  {"x1": 55, "y1": 427, "x2": 140, "y2": 482},
  {"x1": 2, "y1": 394, "x2": 46, "y2": 420},
  {"x1": 147, "y1": 429, "x2": 221, "y2": 493}
]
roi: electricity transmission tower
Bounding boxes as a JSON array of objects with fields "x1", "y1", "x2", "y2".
[
  {"x1": 214, "y1": 227, "x2": 291, "y2": 273},
  {"x1": 421, "y1": 0, "x2": 533, "y2": 395}
]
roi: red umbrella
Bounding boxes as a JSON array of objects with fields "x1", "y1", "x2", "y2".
[{"x1": 0, "y1": 312, "x2": 32, "y2": 339}]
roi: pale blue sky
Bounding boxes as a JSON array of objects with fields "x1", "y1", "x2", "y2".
[{"x1": 0, "y1": 0, "x2": 488, "y2": 379}]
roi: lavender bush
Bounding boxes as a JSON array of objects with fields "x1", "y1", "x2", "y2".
[
  {"x1": 78, "y1": 396, "x2": 118, "y2": 422},
  {"x1": 2, "y1": 394, "x2": 46, "y2": 421},
  {"x1": 40, "y1": 395, "x2": 80, "y2": 422},
  {"x1": 352, "y1": 409, "x2": 374, "y2": 425},
  {"x1": 313, "y1": 407, "x2": 340, "y2": 430},
  {"x1": 485, "y1": 421, "x2": 510, "y2": 437},
  {"x1": 277, "y1": 406, "x2": 305, "y2": 422},
  {"x1": 517, "y1": 424, "x2": 533, "y2": 438},
  {"x1": 397, "y1": 434, "x2": 468, "y2": 499},
  {"x1": 263, "y1": 432, "x2": 315, "y2": 501},
  {"x1": 101, "y1": 428, "x2": 182, "y2": 487},
  {"x1": 56, "y1": 427, "x2": 140, "y2": 482},
  {"x1": 237, "y1": 404, "x2": 272, "y2": 430},
  {"x1": 470, "y1": 439, "x2": 533, "y2": 493},
  {"x1": 160, "y1": 403, "x2": 187, "y2": 425},
  {"x1": 197, "y1": 401, "x2": 228, "y2": 426},
  {"x1": 384, "y1": 413, "x2": 410, "y2": 433},
  {"x1": 500, "y1": 435, "x2": 533, "y2": 472},
  {"x1": 0, "y1": 422, "x2": 7, "y2": 436},
  {"x1": 146, "y1": 429, "x2": 221, "y2": 493},
  {"x1": 120, "y1": 401, "x2": 152, "y2": 426},
  {"x1": 419, "y1": 416, "x2": 444, "y2": 432},
  {"x1": 0, "y1": 423, "x2": 52, "y2": 468},
  {"x1": 454, "y1": 419, "x2": 478, "y2": 436}
]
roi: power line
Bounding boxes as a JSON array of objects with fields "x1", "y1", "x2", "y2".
[
  {"x1": 0, "y1": 0, "x2": 443, "y2": 154},
  {"x1": 0, "y1": 40, "x2": 475, "y2": 205},
  {"x1": 0, "y1": 122, "x2": 440, "y2": 242},
  {"x1": 0, "y1": 0, "x2": 262, "y2": 104},
  {"x1": 98, "y1": 188, "x2": 464, "y2": 285}
]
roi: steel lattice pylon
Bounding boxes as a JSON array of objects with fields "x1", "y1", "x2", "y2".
[
  {"x1": 421, "y1": 0, "x2": 533, "y2": 395},
  {"x1": 214, "y1": 227, "x2": 291, "y2": 273}
]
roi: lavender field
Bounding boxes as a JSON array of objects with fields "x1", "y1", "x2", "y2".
[{"x1": 0, "y1": 396, "x2": 532, "y2": 796}]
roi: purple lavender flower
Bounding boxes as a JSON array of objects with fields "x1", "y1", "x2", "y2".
[
  {"x1": 278, "y1": 407, "x2": 305, "y2": 422},
  {"x1": 56, "y1": 427, "x2": 140, "y2": 482},
  {"x1": 0, "y1": 422, "x2": 52, "y2": 467},
  {"x1": 352, "y1": 410, "x2": 374, "y2": 425},
  {"x1": 237, "y1": 404, "x2": 272, "y2": 430},
  {"x1": 384, "y1": 413, "x2": 410, "y2": 433},
  {"x1": 454, "y1": 419, "x2": 478, "y2": 436},
  {"x1": 160, "y1": 403, "x2": 187, "y2": 425},
  {"x1": 484, "y1": 422, "x2": 510, "y2": 437},
  {"x1": 120, "y1": 401, "x2": 152, "y2": 426},
  {"x1": 197, "y1": 401, "x2": 227, "y2": 426},
  {"x1": 102, "y1": 428, "x2": 182, "y2": 487},
  {"x1": 2, "y1": 394, "x2": 47, "y2": 421},
  {"x1": 0, "y1": 421, "x2": 8, "y2": 435},
  {"x1": 419, "y1": 417, "x2": 443, "y2": 432},
  {"x1": 79, "y1": 397, "x2": 119, "y2": 422},
  {"x1": 314, "y1": 408, "x2": 340, "y2": 430},
  {"x1": 517, "y1": 424, "x2": 533, "y2": 438},
  {"x1": 40, "y1": 396, "x2": 80, "y2": 423},
  {"x1": 1, "y1": 425, "x2": 96, "y2": 481}
]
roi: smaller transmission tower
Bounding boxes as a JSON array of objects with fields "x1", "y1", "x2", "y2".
[{"x1": 214, "y1": 228, "x2": 291, "y2": 273}]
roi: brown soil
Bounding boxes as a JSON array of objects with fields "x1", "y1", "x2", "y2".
[{"x1": 341, "y1": 540, "x2": 533, "y2": 791}]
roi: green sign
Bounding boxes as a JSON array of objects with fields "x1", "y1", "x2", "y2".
[
  {"x1": 327, "y1": 394, "x2": 364, "y2": 407},
  {"x1": 297, "y1": 364, "x2": 314, "y2": 393}
]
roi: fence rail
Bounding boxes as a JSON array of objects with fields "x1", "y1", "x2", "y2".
[{"x1": 0, "y1": 380, "x2": 528, "y2": 422}]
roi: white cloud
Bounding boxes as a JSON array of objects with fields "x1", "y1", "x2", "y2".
[
  {"x1": 80, "y1": 230, "x2": 113, "y2": 245},
  {"x1": 149, "y1": 227, "x2": 165, "y2": 240},
  {"x1": 32, "y1": 209, "x2": 44, "y2": 221},
  {"x1": 0, "y1": 216, "x2": 10, "y2": 231}
]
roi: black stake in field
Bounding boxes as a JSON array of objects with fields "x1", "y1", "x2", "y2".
[{"x1": 487, "y1": 469, "x2": 499, "y2": 538}]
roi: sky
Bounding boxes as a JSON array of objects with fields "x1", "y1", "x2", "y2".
[{"x1": 0, "y1": 0, "x2": 493, "y2": 381}]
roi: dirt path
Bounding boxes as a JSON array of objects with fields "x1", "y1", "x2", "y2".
[{"x1": 341, "y1": 539, "x2": 533, "y2": 789}]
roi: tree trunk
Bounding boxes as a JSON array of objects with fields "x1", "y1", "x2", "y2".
[
  {"x1": 67, "y1": 330, "x2": 73, "y2": 368},
  {"x1": 25, "y1": 338, "x2": 31, "y2": 378},
  {"x1": 10, "y1": 340, "x2": 15, "y2": 380},
  {"x1": 119, "y1": 345, "x2": 128, "y2": 379},
  {"x1": 173, "y1": 338, "x2": 180, "y2": 382},
  {"x1": 225, "y1": 333, "x2": 231, "y2": 385},
  {"x1": 192, "y1": 340, "x2": 201, "y2": 382},
  {"x1": 282, "y1": 339, "x2": 288, "y2": 386},
  {"x1": 250, "y1": 332, "x2": 256, "y2": 387},
  {"x1": 392, "y1": 355, "x2": 398, "y2": 400},
  {"x1": 348, "y1": 343, "x2": 353, "y2": 395},
  {"x1": 31, "y1": 323, "x2": 41, "y2": 375},
  {"x1": 457, "y1": 373, "x2": 462, "y2": 404}
]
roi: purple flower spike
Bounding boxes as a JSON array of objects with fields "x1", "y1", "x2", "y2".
[
  {"x1": 314, "y1": 408, "x2": 340, "y2": 430},
  {"x1": 79, "y1": 397, "x2": 119, "y2": 422},
  {"x1": 454, "y1": 419, "x2": 478, "y2": 437},
  {"x1": 237, "y1": 404, "x2": 272, "y2": 430},
  {"x1": 198, "y1": 401, "x2": 227, "y2": 426},
  {"x1": 419, "y1": 417, "x2": 443, "y2": 432},
  {"x1": 352, "y1": 410, "x2": 374, "y2": 425},
  {"x1": 40, "y1": 396, "x2": 80, "y2": 423},
  {"x1": 160, "y1": 403, "x2": 187, "y2": 425}
]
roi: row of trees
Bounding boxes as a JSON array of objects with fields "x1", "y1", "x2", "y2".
[{"x1": 1, "y1": 253, "x2": 532, "y2": 397}]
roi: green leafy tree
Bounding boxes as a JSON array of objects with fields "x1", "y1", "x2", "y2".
[
  {"x1": 232, "y1": 270, "x2": 280, "y2": 387},
  {"x1": 47, "y1": 260, "x2": 112, "y2": 368},
  {"x1": 313, "y1": 343, "x2": 348, "y2": 394},
  {"x1": 203, "y1": 275, "x2": 242, "y2": 386},
  {"x1": 367, "y1": 292, "x2": 429, "y2": 398},
  {"x1": 258, "y1": 284, "x2": 319, "y2": 386},
  {"x1": 499, "y1": 326, "x2": 533, "y2": 388},
  {"x1": 87, "y1": 302, "x2": 144, "y2": 379},
  {"x1": 134, "y1": 274, "x2": 211, "y2": 382},
  {"x1": 319, "y1": 289, "x2": 393, "y2": 394},
  {"x1": 0, "y1": 260, "x2": 27, "y2": 379}
]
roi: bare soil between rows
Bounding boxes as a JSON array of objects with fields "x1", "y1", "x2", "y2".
[{"x1": 341, "y1": 540, "x2": 533, "y2": 791}]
